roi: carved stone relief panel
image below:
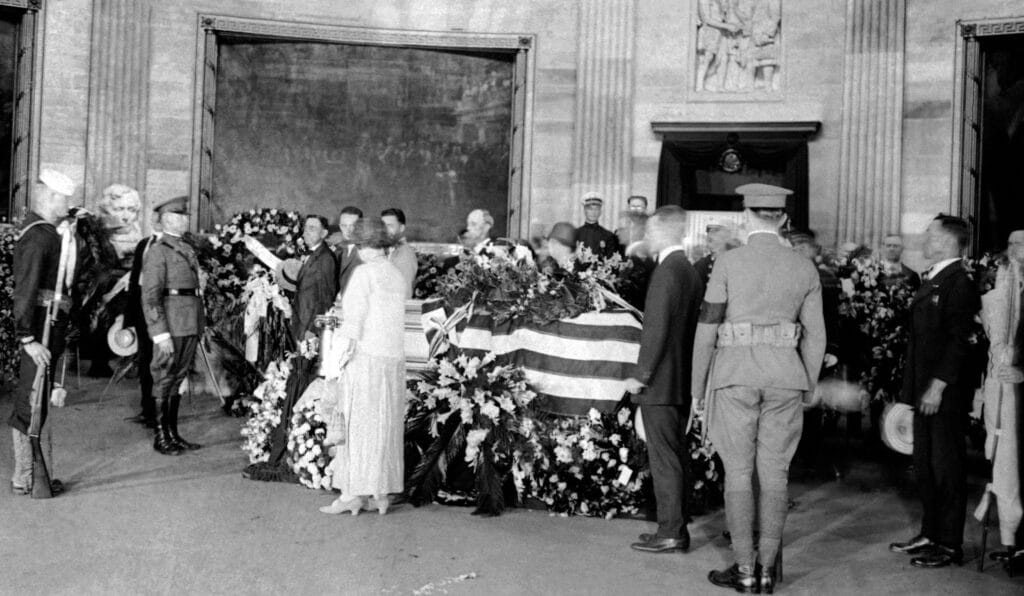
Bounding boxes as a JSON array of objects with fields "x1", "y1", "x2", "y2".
[{"x1": 694, "y1": 0, "x2": 782, "y2": 95}]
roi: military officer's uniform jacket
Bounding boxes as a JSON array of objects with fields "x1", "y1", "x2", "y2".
[
  {"x1": 692, "y1": 231, "x2": 826, "y2": 395},
  {"x1": 141, "y1": 233, "x2": 205, "y2": 342}
]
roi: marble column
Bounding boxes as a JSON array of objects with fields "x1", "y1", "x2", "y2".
[
  {"x1": 84, "y1": 0, "x2": 151, "y2": 207},
  {"x1": 836, "y1": 0, "x2": 905, "y2": 249},
  {"x1": 571, "y1": 0, "x2": 636, "y2": 231}
]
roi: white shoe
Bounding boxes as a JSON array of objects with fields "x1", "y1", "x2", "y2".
[{"x1": 319, "y1": 496, "x2": 364, "y2": 516}]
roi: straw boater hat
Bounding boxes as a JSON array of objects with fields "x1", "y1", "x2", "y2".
[
  {"x1": 881, "y1": 402, "x2": 914, "y2": 455},
  {"x1": 107, "y1": 314, "x2": 138, "y2": 357}
]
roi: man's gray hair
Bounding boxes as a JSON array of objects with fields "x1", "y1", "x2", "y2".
[
  {"x1": 649, "y1": 205, "x2": 687, "y2": 230},
  {"x1": 471, "y1": 209, "x2": 494, "y2": 227}
]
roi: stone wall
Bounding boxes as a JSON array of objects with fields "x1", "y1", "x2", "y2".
[{"x1": 31, "y1": 0, "x2": 1024, "y2": 256}]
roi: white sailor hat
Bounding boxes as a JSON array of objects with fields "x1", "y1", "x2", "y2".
[
  {"x1": 39, "y1": 169, "x2": 76, "y2": 197},
  {"x1": 581, "y1": 191, "x2": 603, "y2": 206},
  {"x1": 736, "y1": 183, "x2": 792, "y2": 209}
]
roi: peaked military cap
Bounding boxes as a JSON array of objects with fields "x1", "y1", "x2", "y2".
[
  {"x1": 736, "y1": 183, "x2": 792, "y2": 209},
  {"x1": 154, "y1": 195, "x2": 189, "y2": 215}
]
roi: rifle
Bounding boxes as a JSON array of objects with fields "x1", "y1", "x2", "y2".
[{"x1": 27, "y1": 220, "x2": 74, "y2": 498}]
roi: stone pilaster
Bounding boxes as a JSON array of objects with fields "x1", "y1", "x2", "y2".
[
  {"x1": 571, "y1": 0, "x2": 636, "y2": 230},
  {"x1": 84, "y1": 0, "x2": 151, "y2": 207},
  {"x1": 836, "y1": 0, "x2": 906, "y2": 248}
]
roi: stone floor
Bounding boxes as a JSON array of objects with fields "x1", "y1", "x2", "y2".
[{"x1": 1, "y1": 375, "x2": 1021, "y2": 595}]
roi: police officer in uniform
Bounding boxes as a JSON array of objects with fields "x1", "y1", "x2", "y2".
[
  {"x1": 8, "y1": 170, "x2": 76, "y2": 496},
  {"x1": 142, "y1": 196, "x2": 204, "y2": 455},
  {"x1": 576, "y1": 192, "x2": 620, "y2": 258},
  {"x1": 691, "y1": 184, "x2": 826, "y2": 593}
]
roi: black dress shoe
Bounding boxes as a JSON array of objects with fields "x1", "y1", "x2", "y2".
[
  {"x1": 911, "y1": 545, "x2": 963, "y2": 568},
  {"x1": 631, "y1": 533, "x2": 690, "y2": 553},
  {"x1": 759, "y1": 566, "x2": 776, "y2": 594},
  {"x1": 708, "y1": 564, "x2": 760, "y2": 593},
  {"x1": 889, "y1": 534, "x2": 933, "y2": 554},
  {"x1": 989, "y1": 548, "x2": 1023, "y2": 562}
]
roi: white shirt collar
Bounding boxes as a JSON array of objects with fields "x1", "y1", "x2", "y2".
[
  {"x1": 925, "y1": 257, "x2": 960, "y2": 279},
  {"x1": 308, "y1": 242, "x2": 322, "y2": 252},
  {"x1": 658, "y1": 245, "x2": 685, "y2": 263}
]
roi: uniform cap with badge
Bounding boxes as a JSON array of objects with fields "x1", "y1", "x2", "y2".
[
  {"x1": 735, "y1": 183, "x2": 792, "y2": 209},
  {"x1": 153, "y1": 195, "x2": 189, "y2": 215},
  {"x1": 581, "y1": 191, "x2": 603, "y2": 207}
]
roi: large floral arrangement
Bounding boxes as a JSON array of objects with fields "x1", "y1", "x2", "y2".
[
  {"x1": 405, "y1": 352, "x2": 544, "y2": 515},
  {"x1": 287, "y1": 391, "x2": 333, "y2": 490},
  {"x1": 0, "y1": 225, "x2": 16, "y2": 386},
  {"x1": 436, "y1": 247, "x2": 634, "y2": 326},
  {"x1": 836, "y1": 258, "x2": 916, "y2": 401},
  {"x1": 240, "y1": 358, "x2": 292, "y2": 463},
  {"x1": 414, "y1": 252, "x2": 446, "y2": 299},
  {"x1": 204, "y1": 208, "x2": 305, "y2": 297},
  {"x1": 528, "y1": 407, "x2": 650, "y2": 519}
]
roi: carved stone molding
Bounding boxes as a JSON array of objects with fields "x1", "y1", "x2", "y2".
[
  {"x1": 961, "y1": 18, "x2": 1024, "y2": 38},
  {"x1": 200, "y1": 14, "x2": 532, "y2": 50},
  {"x1": 651, "y1": 121, "x2": 819, "y2": 137},
  {"x1": 0, "y1": 1, "x2": 39, "y2": 10}
]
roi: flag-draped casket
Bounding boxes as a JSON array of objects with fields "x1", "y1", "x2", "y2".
[{"x1": 409, "y1": 299, "x2": 642, "y2": 415}]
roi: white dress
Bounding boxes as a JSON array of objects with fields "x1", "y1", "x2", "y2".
[{"x1": 327, "y1": 256, "x2": 407, "y2": 496}]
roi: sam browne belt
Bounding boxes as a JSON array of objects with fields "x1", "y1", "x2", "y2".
[{"x1": 716, "y1": 322, "x2": 801, "y2": 348}]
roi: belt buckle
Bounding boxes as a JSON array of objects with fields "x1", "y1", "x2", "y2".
[{"x1": 733, "y1": 322, "x2": 751, "y2": 345}]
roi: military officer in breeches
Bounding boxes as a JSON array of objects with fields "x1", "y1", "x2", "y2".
[
  {"x1": 691, "y1": 184, "x2": 826, "y2": 593},
  {"x1": 142, "y1": 196, "x2": 205, "y2": 456}
]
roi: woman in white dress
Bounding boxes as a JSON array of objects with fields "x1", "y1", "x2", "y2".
[{"x1": 319, "y1": 219, "x2": 407, "y2": 516}]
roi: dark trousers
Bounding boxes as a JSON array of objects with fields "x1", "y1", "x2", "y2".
[
  {"x1": 8, "y1": 321, "x2": 66, "y2": 434},
  {"x1": 267, "y1": 355, "x2": 316, "y2": 464},
  {"x1": 640, "y1": 404, "x2": 690, "y2": 538},
  {"x1": 135, "y1": 322, "x2": 154, "y2": 418},
  {"x1": 150, "y1": 335, "x2": 199, "y2": 417},
  {"x1": 912, "y1": 390, "x2": 968, "y2": 549}
]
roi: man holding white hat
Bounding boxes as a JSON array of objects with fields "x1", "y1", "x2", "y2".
[
  {"x1": 8, "y1": 169, "x2": 76, "y2": 497},
  {"x1": 576, "y1": 191, "x2": 619, "y2": 258},
  {"x1": 692, "y1": 183, "x2": 825, "y2": 592}
]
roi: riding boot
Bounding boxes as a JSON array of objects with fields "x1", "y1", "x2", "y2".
[
  {"x1": 153, "y1": 396, "x2": 182, "y2": 456},
  {"x1": 167, "y1": 393, "x2": 201, "y2": 451}
]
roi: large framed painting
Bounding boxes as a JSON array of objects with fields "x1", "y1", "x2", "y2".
[{"x1": 192, "y1": 16, "x2": 532, "y2": 242}]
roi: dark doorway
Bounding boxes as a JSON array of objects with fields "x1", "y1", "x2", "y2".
[
  {"x1": 654, "y1": 123, "x2": 819, "y2": 234},
  {"x1": 0, "y1": 12, "x2": 20, "y2": 222},
  {"x1": 976, "y1": 33, "x2": 1024, "y2": 255}
]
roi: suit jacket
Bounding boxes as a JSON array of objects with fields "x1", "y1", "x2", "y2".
[
  {"x1": 291, "y1": 242, "x2": 337, "y2": 342},
  {"x1": 388, "y1": 241, "x2": 418, "y2": 299},
  {"x1": 692, "y1": 233, "x2": 826, "y2": 396},
  {"x1": 142, "y1": 234, "x2": 205, "y2": 339},
  {"x1": 633, "y1": 250, "x2": 703, "y2": 406},
  {"x1": 882, "y1": 262, "x2": 921, "y2": 291},
  {"x1": 125, "y1": 234, "x2": 159, "y2": 328},
  {"x1": 901, "y1": 260, "x2": 981, "y2": 409},
  {"x1": 336, "y1": 243, "x2": 362, "y2": 296}
]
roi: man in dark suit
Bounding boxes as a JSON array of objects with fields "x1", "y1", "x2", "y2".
[
  {"x1": 142, "y1": 196, "x2": 205, "y2": 455},
  {"x1": 890, "y1": 215, "x2": 981, "y2": 568},
  {"x1": 123, "y1": 216, "x2": 161, "y2": 428},
  {"x1": 623, "y1": 205, "x2": 703, "y2": 554},
  {"x1": 880, "y1": 233, "x2": 921, "y2": 291},
  {"x1": 246, "y1": 214, "x2": 338, "y2": 482},
  {"x1": 328, "y1": 205, "x2": 362, "y2": 295}
]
